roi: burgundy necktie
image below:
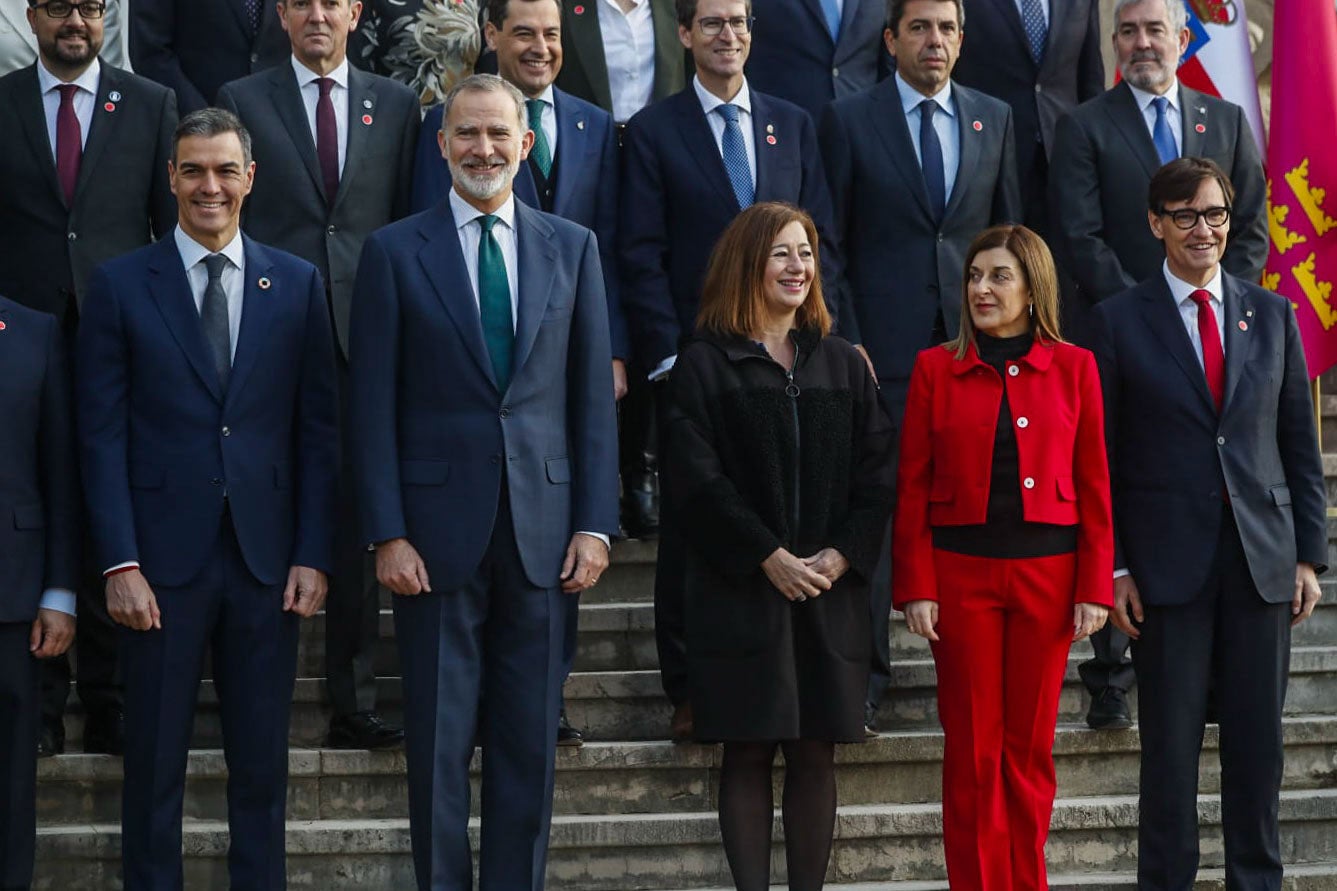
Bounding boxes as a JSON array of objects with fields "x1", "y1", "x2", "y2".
[
  {"x1": 316, "y1": 78, "x2": 340, "y2": 208},
  {"x1": 55, "y1": 84, "x2": 82, "y2": 206},
  {"x1": 1189, "y1": 288, "x2": 1225, "y2": 411}
]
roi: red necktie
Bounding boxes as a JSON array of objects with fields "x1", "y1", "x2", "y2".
[
  {"x1": 55, "y1": 84, "x2": 82, "y2": 206},
  {"x1": 1189, "y1": 288, "x2": 1225, "y2": 411},
  {"x1": 316, "y1": 77, "x2": 339, "y2": 208}
]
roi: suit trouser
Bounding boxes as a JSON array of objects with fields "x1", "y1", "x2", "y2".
[
  {"x1": 930, "y1": 549, "x2": 1077, "y2": 891},
  {"x1": 1078, "y1": 624, "x2": 1136, "y2": 695},
  {"x1": 0, "y1": 623, "x2": 39, "y2": 889},
  {"x1": 1133, "y1": 508, "x2": 1289, "y2": 891},
  {"x1": 865, "y1": 380, "x2": 908, "y2": 709},
  {"x1": 39, "y1": 558, "x2": 123, "y2": 730},
  {"x1": 120, "y1": 518, "x2": 298, "y2": 891},
  {"x1": 393, "y1": 490, "x2": 564, "y2": 891}
]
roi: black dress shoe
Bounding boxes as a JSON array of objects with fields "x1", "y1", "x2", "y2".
[
  {"x1": 620, "y1": 463, "x2": 660, "y2": 540},
  {"x1": 864, "y1": 701, "x2": 879, "y2": 739},
  {"x1": 38, "y1": 721, "x2": 64, "y2": 758},
  {"x1": 1085, "y1": 688, "x2": 1133, "y2": 730},
  {"x1": 83, "y1": 709, "x2": 124, "y2": 756},
  {"x1": 556, "y1": 710, "x2": 584, "y2": 747},
  {"x1": 328, "y1": 711, "x2": 405, "y2": 750}
]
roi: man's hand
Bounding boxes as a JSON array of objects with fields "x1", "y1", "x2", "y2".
[
  {"x1": 1110, "y1": 575, "x2": 1143, "y2": 639},
  {"x1": 903, "y1": 600, "x2": 940, "y2": 641},
  {"x1": 107, "y1": 568, "x2": 161, "y2": 631},
  {"x1": 853, "y1": 344, "x2": 877, "y2": 381},
  {"x1": 803, "y1": 547, "x2": 850, "y2": 584},
  {"x1": 612, "y1": 359, "x2": 628, "y2": 401},
  {"x1": 376, "y1": 537, "x2": 432, "y2": 596},
  {"x1": 1073, "y1": 602, "x2": 1109, "y2": 642},
  {"x1": 1293, "y1": 562, "x2": 1322, "y2": 627},
  {"x1": 30, "y1": 608, "x2": 75, "y2": 658},
  {"x1": 283, "y1": 565, "x2": 329, "y2": 617},
  {"x1": 761, "y1": 547, "x2": 833, "y2": 601},
  {"x1": 561, "y1": 532, "x2": 610, "y2": 593}
]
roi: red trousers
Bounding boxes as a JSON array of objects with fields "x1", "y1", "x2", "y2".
[{"x1": 929, "y1": 549, "x2": 1076, "y2": 891}]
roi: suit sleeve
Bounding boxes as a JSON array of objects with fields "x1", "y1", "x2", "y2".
[
  {"x1": 568, "y1": 229, "x2": 621, "y2": 536},
  {"x1": 411, "y1": 106, "x2": 448, "y2": 215},
  {"x1": 890, "y1": 352, "x2": 937, "y2": 608},
  {"x1": 1276, "y1": 303, "x2": 1328, "y2": 571},
  {"x1": 818, "y1": 102, "x2": 863, "y2": 344},
  {"x1": 594, "y1": 118, "x2": 630, "y2": 361},
  {"x1": 392, "y1": 91, "x2": 422, "y2": 222},
  {"x1": 39, "y1": 317, "x2": 80, "y2": 593},
  {"x1": 1050, "y1": 113, "x2": 1138, "y2": 302},
  {"x1": 826, "y1": 348, "x2": 895, "y2": 583},
  {"x1": 1072, "y1": 349, "x2": 1115, "y2": 605},
  {"x1": 103, "y1": 0, "x2": 130, "y2": 70},
  {"x1": 150, "y1": 87, "x2": 179, "y2": 239},
  {"x1": 1089, "y1": 304, "x2": 1128, "y2": 573},
  {"x1": 130, "y1": 0, "x2": 209, "y2": 113},
  {"x1": 290, "y1": 266, "x2": 339, "y2": 572},
  {"x1": 76, "y1": 266, "x2": 140, "y2": 570},
  {"x1": 1221, "y1": 111, "x2": 1268, "y2": 284},
  {"x1": 991, "y1": 107, "x2": 1024, "y2": 225},
  {"x1": 797, "y1": 110, "x2": 844, "y2": 331},
  {"x1": 1077, "y1": 0, "x2": 1105, "y2": 103}
]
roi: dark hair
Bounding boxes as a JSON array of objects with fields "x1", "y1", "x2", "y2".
[
  {"x1": 946, "y1": 224, "x2": 1063, "y2": 359},
  {"x1": 885, "y1": 0, "x2": 963, "y2": 35},
  {"x1": 1147, "y1": 156, "x2": 1235, "y2": 213},
  {"x1": 485, "y1": 0, "x2": 561, "y2": 29},
  {"x1": 676, "y1": 0, "x2": 753, "y2": 29},
  {"x1": 172, "y1": 108, "x2": 252, "y2": 166},
  {"x1": 696, "y1": 202, "x2": 831, "y2": 338}
]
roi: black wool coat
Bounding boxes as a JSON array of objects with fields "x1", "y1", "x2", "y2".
[{"x1": 663, "y1": 328, "x2": 895, "y2": 741}]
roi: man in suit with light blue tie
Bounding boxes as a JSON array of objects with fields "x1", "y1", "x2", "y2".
[
  {"x1": 77, "y1": 107, "x2": 339, "y2": 891},
  {"x1": 350, "y1": 73, "x2": 620, "y2": 891}
]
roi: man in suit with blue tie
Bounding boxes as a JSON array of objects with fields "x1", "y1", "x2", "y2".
[
  {"x1": 350, "y1": 73, "x2": 619, "y2": 891},
  {"x1": 77, "y1": 108, "x2": 339, "y2": 891},
  {"x1": 619, "y1": 0, "x2": 840, "y2": 739},
  {"x1": 820, "y1": 0, "x2": 1021, "y2": 729},
  {"x1": 1092, "y1": 157, "x2": 1325, "y2": 891}
]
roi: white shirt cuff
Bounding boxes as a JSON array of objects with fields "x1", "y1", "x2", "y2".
[
  {"x1": 648, "y1": 355, "x2": 676, "y2": 381},
  {"x1": 39, "y1": 588, "x2": 76, "y2": 616},
  {"x1": 104, "y1": 561, "x2": 140, "y2": 576},
  {"x1": 1113, "y1": 568, "x2": 1131, "y2": 579},
  {"x1": 576, "y1": 531, "x2": 611, "y2": 549}
]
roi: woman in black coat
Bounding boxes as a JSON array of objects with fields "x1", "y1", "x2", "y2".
[{"x1": 662, "y1": 202, "x2": 895, "y2": 891}]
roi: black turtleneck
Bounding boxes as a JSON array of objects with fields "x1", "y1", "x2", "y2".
[{"x1": 932, "y1": 331, "x2": 1079, "y2": 559}]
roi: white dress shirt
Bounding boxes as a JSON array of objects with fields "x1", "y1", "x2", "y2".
[
  {"x1": 38, "y1": 57, "x2": 100, "y2": 159},
  {"x1": 292, "y1": 55, "x2": 350, "y2": 173},
  {"x1": 1128, "y1": 76, "x2": 1183, "y2": 160},
  {"x1": 694, "y1": 75, "x2": 757, "y2": 189},
  {"x1": 597, "y1": 0, "x2": 655, "y2": 123},
  {"x1": 177, "y1": 225, "x2": 246, "y2": 360},
  {"x1": 1163, "y1": 260, "x2": 1225, "y2": 367},
  {"x1": 527, "y1": 84, "x2": 558, "y2": 160},
  {"x1": 895, "y1": 70, "x2": 959, "y2": 202}
]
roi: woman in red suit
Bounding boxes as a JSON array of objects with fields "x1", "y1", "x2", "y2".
[{"x1": 892, "y1": 224, "x2": 1114, "y2": 891}]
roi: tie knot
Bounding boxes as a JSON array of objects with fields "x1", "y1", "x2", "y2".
[
  {"x1": 1152, "y1": 95, "x2": 1169, "y2": 114},
  {"x1": 717, "y1": 103, "x2": 740, "y2": 124},
  {"x1": 478, "y1": 214, "x2": 499, "y2": 235},
  {"x1": 204, "y1": 253, "x2": 229, "y2": 281},
  {"x1": 56, "y1": 83, "x2": 79, "y2": 103},
  {"x1": 317, "y1": 77, "x2": 335, "y2": 97},
  {"x1": 920, "y1": 98, "x2": 938, "y2": 119},
  {"x1": 526, "y1": 98, "x2": 545, "y2": 125},
  {"x1": 1189, "y1": 288, "x2": 1213, "y2": 307}
]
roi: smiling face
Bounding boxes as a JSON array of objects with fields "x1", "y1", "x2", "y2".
[
  {"x1": 439, "y1": 86, "x2": 533, "y2": 212},
  {"x1": 28, "y1": 1, "x2": 104, "y2": 77},
  {"x1": 760, "y1": 220, "x2": 815, "y2": 320},
  {"x1": 967, "y1": 246, "x2": 1032, "y2": 338},
  {"x1": 487, "y1": 0, "x2": 562, "y2": 99},
  {"x1": 885, "y1": 0, "x2": 962, "y2": 98},
  {"x1": 1113, "y1": 0, "x2": 1188, "y2": 94},
  {"x1": 169, "y1": 132, "x2": 255, "y2": 252},
  {"x1": 1150, "y1": 175, "x2": 1230, "y2": 287},
  {"x1": 280, "y1": 0, "x2": 362, "y2": 74},
  {"x1": 680, "y1": 0, "x2": 751, "y2": 98}
]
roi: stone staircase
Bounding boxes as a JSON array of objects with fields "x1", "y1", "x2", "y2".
[{"x1": 32, "y1": 531, "x2": 1337, "y2": 889}]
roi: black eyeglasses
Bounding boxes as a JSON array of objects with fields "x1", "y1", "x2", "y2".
[
  {"x1": 697, "y1": 15, "x2": 755, "y2": 35},
  {"x1": 1158, "y1": 205, "x2": 1231, "y2": 230},
  {"x1": 34, "y1": 0, "x2": 106, "y2": 18}
]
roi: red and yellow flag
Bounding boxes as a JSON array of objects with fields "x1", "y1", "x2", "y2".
[{"x1": 1264, "y1": 0, "x2": 1337, "y2": 378}]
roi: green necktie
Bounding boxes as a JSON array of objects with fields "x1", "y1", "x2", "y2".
[
  {"x1": 477, "y1": 214, "x2": 514, "y2": 392},
  {"x1": 526, "y1": 98, "x2": 552, "y2": 178}
]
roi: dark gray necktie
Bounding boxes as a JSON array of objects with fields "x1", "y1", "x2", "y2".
[{"x1": 201, "y1": 253, "x2": 232, "y2": 389}]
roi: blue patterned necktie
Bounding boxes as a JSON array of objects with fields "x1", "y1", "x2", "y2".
[
  {"x1": 716, "y1": 104, "x2": 754, "y2": 210},
  {"x1": 201, "y1": 254, "x2": 232, "y2": 390},
  {"x1": 919, "y1": 99, "x2": 946, "y2": 220},
  {"x1": 244, "y1": 0, "x2": 262, "y2": 36},
  {"x1": 1151, "y1": 96, "x2": 1178, "y2": 165},
  {"x1": 477, "y1": 215, "x2": 514, "y2": 392},
  {"x1": 1019, "y1": 0, "x2": 1047, "y2": 63}
]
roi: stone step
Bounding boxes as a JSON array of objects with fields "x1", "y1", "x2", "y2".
[
  {"x1": 31, "y1": 789, "x2": 1337, "y2": 889},
  {"x1": 34, "y1": 717, "x2": 1337, "y2": 825}
]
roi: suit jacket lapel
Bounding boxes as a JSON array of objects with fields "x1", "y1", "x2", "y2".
[
  {"x1": 511, "y1": 204, "x2": 559, "y2": 379},
  {"x1": 996, "y1": 0, "x2": 1033, "y2": 61},
  {"x1": 650, "y1": 0, "x2": 681, "y2": 102},
  {"x1": 417, "y1": 203, "x2": 499, "y2": 388},
  {"x1": 13, "y1": 66, "x2": 66, "y2": 207},
  {"x1": 334, "y1": 67, "x2": 374, "y2": 211},
  {"x1": 223, "y1": 237, "x2": 274, "y2": 402},
  {"x1": 1178, "y1": 85, "x2": 1209, "y2": 158},
  {"x1": 565, "y1": 0, "x2": 613, "y2": 111},
  {"x1": 1220, "y1": 274, "x2": 1254, "y2": 413},
  {"x1": 834, "y1": 0, "x2": 862, "y2": 52},
  {"x1": 270, "y1": 67, "x2": 327, "y2": 202},
  {"x1": 867, "y1": 81, "x2": 935, "y2": 221},
  {"x1": 1039, "y1": 0, "x2": 1068, "y2": 70},
  {"x1": 225, "y1": 0, "x2": 255, "y2": 44},
  {"x1": 796, "y1": 0, "x2": 834, "y2": 44},
  {"x1": 673, "y1": 91, "x2": 740, "y2": 214},
  {"x1": 1139, "y1": 277, "x2": 1217, "y2": 414},
  {"x1": 146, "y1": 240, "x2": 224, "y2": 402},
  {"x1": 750, "y1": 92, "x2": 774, "y2": 200},
  {"x1": 551, "y1": 92, "x2": 584, "y2": 216},
  {"x1": 73, "y1": 66, "x2": 120, "y2": 203},
  {"x1": 1103, "y1": 82, "x2": 1162, "y2": 179},
  {"x1": 944, "y1": 88, "x2": 982, "y2": 218}
]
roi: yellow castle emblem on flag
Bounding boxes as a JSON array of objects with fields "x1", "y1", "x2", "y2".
[{"x1": 1267, "y1": 159, "x2": 1337, "y2": 329}]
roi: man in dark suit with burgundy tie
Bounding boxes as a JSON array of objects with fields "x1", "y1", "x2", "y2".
[{"x1": 1091, "y1": 156, "x2": 1325, "y2": 891}]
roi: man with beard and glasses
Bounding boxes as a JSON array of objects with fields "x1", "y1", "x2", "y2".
[
  {"x1": 0, "y1": 0, "x2": 176, "y2": 759},
  {"x1": 349, "y1": 73, "x2": 619, "y2": 891},
  {"x1": 1048, "y1": 0, "x2": 1266, "y2": 732},
  {"x1": 0, "y1": 0, "x2": 128, "y2": 74}
]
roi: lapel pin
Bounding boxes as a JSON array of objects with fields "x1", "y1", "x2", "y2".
[
  {"x1": 972, "y1": 120, "x2": 983, "y2": 131},
  {"x1": 362, "y1": 114, "x2": 373, "y2": 125},
  {"x1": 576, "y1": 120, "x2": 585, "y2": 130},
  {"x1": 1198, "y1": 105, "x2": 1207, "y2": 114},
  {"x1": 258, "y1": 276, "x2": 272, "y2": 290},
  {"x1": 1195, "y1": 123, "x2": 1206, "y2": 133},
  {"x1": 363, "y1": 98, "x2": 373, "y2": 109},
  {"x1": 1246, "y1": 309, "x2": 1254, "y2": 317},
  {"x1": 104, "y1": 101, "x2": 116, "y2": 112},
  {"x1": 0, "y1": 320, "x2": 7, "y2": 331},
  {"x1": 766, "y1": 124, "x2": 774, "y2": 134},
  {"x1": 1238, "y1": 320, "x2": 1248, "y2": 331},
  {"x1": 766, "y1": 134, "x2": 777, "y2": 145},
  {"x1": 573, "y1": 3, "x2": 584, "y2": 11},
  {"x1": 109, "y1": 90, "x2": 121, "y2": 102}
]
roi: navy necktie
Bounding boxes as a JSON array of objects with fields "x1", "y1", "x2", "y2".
[
  {"x1": 201, "y1": 254, "x2": 232, "y2": 390},
  {"x1": 244, "y1": 0, "x2": 262, "y2": 36},
  {"x1": 1151, "y1": 96, "x2": 1178, "y2": 165},
  {"x1": 717, "y1": 103, "x2": 754, "y2": 210},
  {"x1": 919, "y1": 99, "x2": 946, "y2": 220},
  {"x1": 1019, "y1": 0, "x2": 1047, "y2": 63}
]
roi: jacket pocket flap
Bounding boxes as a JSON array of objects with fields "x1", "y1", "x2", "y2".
[
  {"x1": 1271, "y1": 485, "x2": 1292, "y2": 507},
  {"x1": 928, "y1": 477, "x2": 953, "y2": 503},
  {"x1": 1056, "y1": 477, "x2": 1077, "y2": 501},
  {"x1": 546, "y1": 456, "x2": 571, "y2": 484},
  {"x1": 13, "y1": 504, "x2": 44, "y2": 529},
  {"x1": 401, "y1": 459, "x2": 450, "y2": 486}
]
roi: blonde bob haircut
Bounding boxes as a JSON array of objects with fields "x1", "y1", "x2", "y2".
[
  {"x1": 696, "y1": 202, "x2": 832, "y2": 339},
  {"x1": 946, "y1": 224, "x2": 1064, "y2": 360}
]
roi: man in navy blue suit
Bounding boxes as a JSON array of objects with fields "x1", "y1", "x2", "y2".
[
  {"x1": 350, "y1": 73, "x2": 619, "y2": 891},
  {"x1": 77, "y1": 108, "x2": 338, "y2": 891},
  {"x1": 619, "y1": 0, "x2": 841, "y2": 739},
  {"x1": 0, "y1": 295, "x2": 79, "y2": 891}
]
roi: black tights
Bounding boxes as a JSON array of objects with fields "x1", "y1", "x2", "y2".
[{"x1": 718, "y1": 739, "x2": 837, "y2": 891}]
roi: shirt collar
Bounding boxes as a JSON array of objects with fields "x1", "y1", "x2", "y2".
[
  {"x1": 895, "y1": 70, "x2": 954, "y2": 117},
  {"x1": 174, "y1": 225, "x2": 245, "y2": 274},
  {"x1": 1128, "y1": 76, "x2": 1179, "y2": 114},
  {"x1": 1162, "y1": 259, "x2": 1223, "y2": 306},
  {"x1": 291, "y1": 55, "x2": 350, "y2": 90},
  {"x1": 525, "y1": 84, "x2": 556, "y2": 112},
  {"x1": 37, "y1": 57, "x2": 101, "y2": 97},
  {"x1": 449, "y1": 187, "x2": 517, "y2": 233},
  {"x1": 693, "y1": 75, "x2": 752, "y2": 117}
]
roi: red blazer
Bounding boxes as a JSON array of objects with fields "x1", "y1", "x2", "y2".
[{"x1": 891, "y1": 339, "x2": 1114, "y2": 609}]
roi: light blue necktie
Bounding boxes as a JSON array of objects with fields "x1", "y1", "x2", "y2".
[
  {"x1": 1019, "y1": 0, "x2": 1047, "y2": 63},
  {"x1": 819, "y1": 0, "x2": 841, "y2": 41},
  {"x1": 717, "y1": 103, "x2": 754, "y2": 210},
  {"x1": 1151, "y1": 96, "x2": 1178, "y2": 165}
]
